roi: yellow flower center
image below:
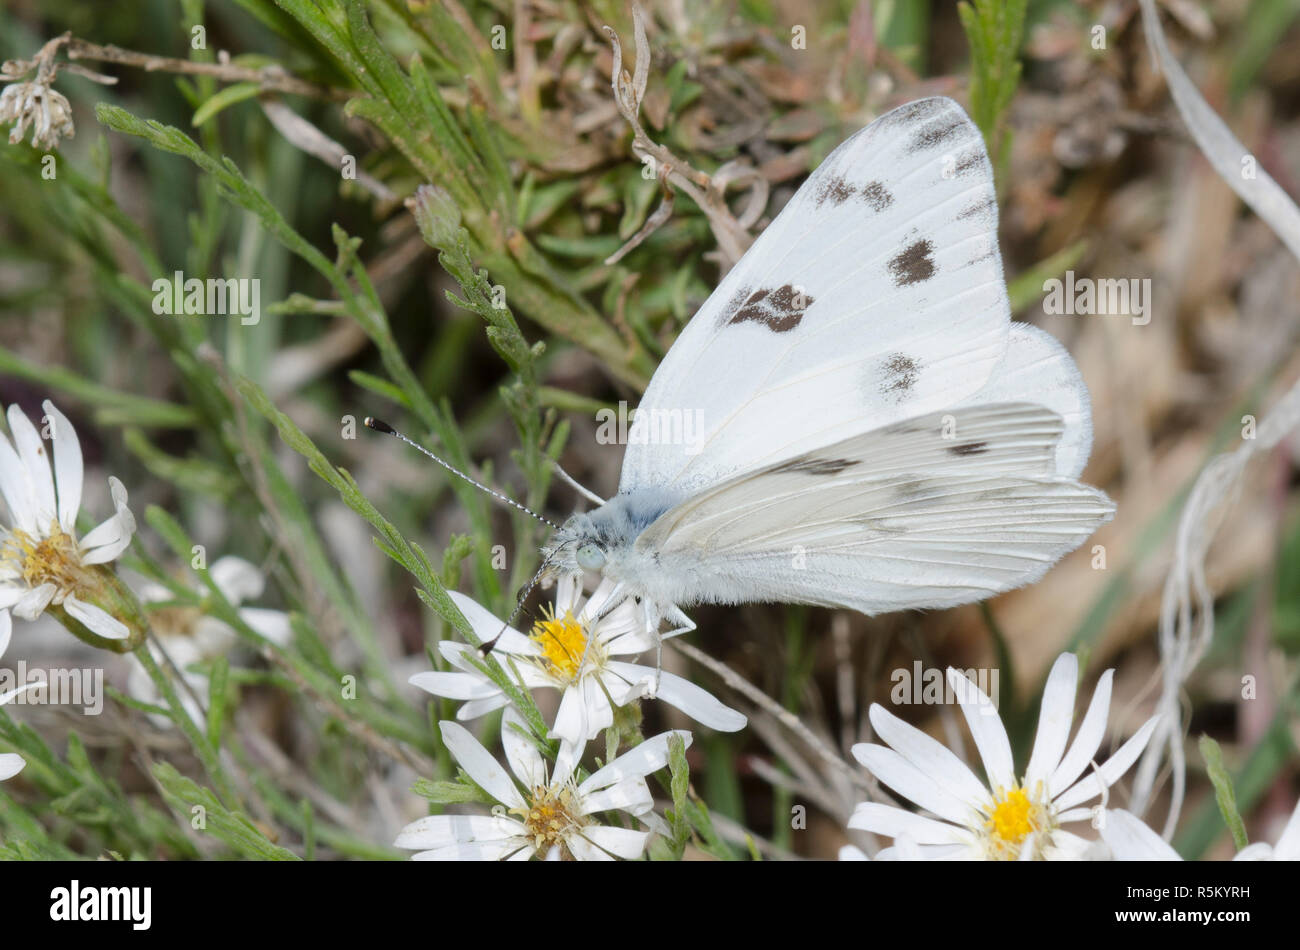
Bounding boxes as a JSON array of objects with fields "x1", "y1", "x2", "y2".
[
  {"x1": 1, "y1": 525, "x2": 86, "y2": 599},
  {"x1": 529, "y1": 608, "x2": 596, "y2": 684},
  {"x1": 511, "y1": 784, "x2": 585, "y2": 856},
  {"x1": 983, "y1": 783, "x2": 1051, "y2": 860}
]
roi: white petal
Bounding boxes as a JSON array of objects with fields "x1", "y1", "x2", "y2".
[
  {"x1": 1053, "y1": 714, "x2": 1161, "y2": 812},
  {"x1": 580, "y1": 779, "x2": 654, "y2": 817},
  {"x1": 447, "y1": 591, "x2": 534, "y2": 652},
  {"x1": 851, "y1": 743, "x2": 976, "y2": 826},
  {"x1": 411, "y1": 839, "x2": 530, "y2": 861},
  {"x1": 0, "y1": 608, "x2": 9, "y2": 658},
  {"x1": 500, "y1": 708, "x2": 547, "y2": 789},
  {"x1": 549, "y1": 677, "x2": 613, "y2": 745},
  {"x1": 618, "y1": 665, "x2": 746, "y2": 732},
  {"x1": 577, "y1": 825, "x2": 649, "y2": 860},
  {"x1": 1049, "y1": 669, "x2": 1114, "y2": 798},
  {"x1": 565, "y1": 834, "x2": 616, "y2": 861},
  {"x1": 603, "y1": 625, "x2": 657, "y2": 657},
  {"x1": 0, "y1": 586, "x2": 27, "y2": 610},
  {"x1": 1099, "y1": 809, "x2": 1182, "y2": 860},
  {"x1": 238, "y1": 607, "x2": 292, "y2": 646},
  {"x1": 600, "y1": 664, "x2": 652, "y2": 706},
  {"x1": 63, "y1": 596, "x2": 129, "y2": 639},
  {"x1": 1232, "y1": 843, "x2": 1274, "y2": 861},
  {"x1": 0, "y1": 430, "x2": 38, "y2": 534},
  {"x1": 79, "y1": 487, "x2": 135, "y2": 563},
  {"x1": 867, "y1": 703, "x2": 989, "y2": 805},
  {"x1": 550, "y1": 738, "x2": 582, "y2": 788},
  {"x1": 838, "y1": 845, "x2": 869, "y2": 861},
  {"x1": 78, "y1": 513, "x2": 126, "y2": 553},
  {"x1": 848, "y1": 801, "x2": 966, "y2": 844},
  {"x1": 394, "y1": 814, "x2": 523, "y2": 849},
  {"x1": 42, "y1": 401, "x2": 83, "y2": 533},
  {"x1": 947, "y1": 667, "x2": 1015, "y2": 792},
  {"x1": 210, "y1": 556, "x2": 265, "y2": 604},
  {"x1": 409, "y1": 670, "x2": 500, "y2": 702},
  {"x1": 1271, "y1": 798, "x2": 1300, "y2": 859},
  {"x1": 12, "y1": 583, "x2": 55, "y2": 620},
  {"x1": 0, "y1": 752, "x2": 25, "y2": 781},
  {"x1": 438, "y1": 720, "x2": 524, "y2": 810},
  {"x1": 1043, "y1": 828, "x2": 1096, "y2": 860},
  {"x1": 1024, "y1": 653, "x2": 1078, "y2": 787},
  {"x1": 555, "y1": 573, "x2": 583, "y2": 616},
  {"x1": 191, "y1": 617, "x2": 238, "y2": 657},
  {"x1": 7, "y1": 406, "x2": 55, "y2": 527},
  {"x1": 580, "y1": 730, "x2": 691, "y2": 794},
  {"x1": 457, "y1": 696, "x2": 512, "y2": 720}
]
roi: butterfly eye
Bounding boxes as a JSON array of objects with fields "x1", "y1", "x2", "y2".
[{"x1": 576, "y1": 543, "x2": 605, "y2": 570}]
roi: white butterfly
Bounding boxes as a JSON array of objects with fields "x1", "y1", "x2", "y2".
[{"x1": 541, "y1": 97, "x2": 1113, "y2": 638}]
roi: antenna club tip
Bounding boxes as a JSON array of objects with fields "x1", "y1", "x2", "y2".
[{"x1": 364, "y1": 416, "x2": 395, "y2": 434}]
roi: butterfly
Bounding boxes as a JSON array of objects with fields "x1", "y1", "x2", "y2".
[{"x1": 538, "y1": 97, "x2": 1113, "y2": 639}]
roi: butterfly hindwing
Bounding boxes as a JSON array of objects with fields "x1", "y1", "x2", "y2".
[{"x1": 633, "y1": 402, "x2": 1113, "y2": 612}]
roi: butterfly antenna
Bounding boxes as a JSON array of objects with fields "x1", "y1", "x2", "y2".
[
  {"x1": 479, "y1": 557, "x2": 551, "y2": 656},
  {"x1": 364, "y1": 417, "x2": 559, "y2": 531}
]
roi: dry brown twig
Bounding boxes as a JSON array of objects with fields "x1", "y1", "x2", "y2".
[
  {"x1": 4, "y1": 32, "x2": 350, "y2": 101},
  {"x1": 602, "y1": 3, "x2": 767, "y2": 269},
  {"x1": 669, "y1": 638, "x2": 870, "y2": 794}
]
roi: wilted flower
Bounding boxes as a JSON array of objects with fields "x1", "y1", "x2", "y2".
[
  {"x1": 0, "y1": 401, "x2": 136, "y2": 644},
  {"x1": 0, "y1": 79, "x2": 74, "y2": 150},
  {"x1": 395, "y1": 708, "x2": 687, "y2": 861},
  {"x1": 412, "y1": 575, "x2": 745, "y2": 746},
  {"x1": 850, "y1": 652, "x2": 1159, "y2": 860}
]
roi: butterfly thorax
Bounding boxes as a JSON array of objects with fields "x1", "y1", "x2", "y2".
[{"x1": 542, "y1": 487, "x2": 687, "y2": 598}]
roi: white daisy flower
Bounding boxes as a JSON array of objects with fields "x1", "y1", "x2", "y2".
[
  {"x1": 850, "y1": 652, "x2": 1160, "y2": 860},
  {"x1": 127, "y1": 556, "x2": 293, "y2": 725},
  {"x1": 0, "y1": 401, "x2": 136, "y2": 641},
  {"x1": 412, "y1": 575, "x2": 745, "y2": 746},
  {"x1": 0, "y1": 611, "x2": 38, "y2": 781},
  {"x1": 1102, "y1": 800, "x2": 1300, "y2": 861},
  {"x1": 395, "y1": 708, "x2": 688, "y2": 861}
]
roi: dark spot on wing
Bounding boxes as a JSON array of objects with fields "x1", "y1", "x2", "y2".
[
  {"x1": 954, "y1": 150, "x2": 986, "y2": 178},
  {"x1": 881, "y1": 420, "x2": 927, "y2": 436},
  {"x1": 881, "y1": 353, "x2": 920, "y2": 398},
  {"x1": 859, "y1": 181, "x2": 893, "y2": 211},
  {"x1": 728, "y1": 283, "x2": 813, "y2": 333},
  {"x1": 714, "y1": 285, "x2": 751, "y2": 327},
  {"x1": 949, "y1": 441, "x2": 989, "y2": 457},
  {"x1": 910, "y1": 113, "x2": 966, "y2": 153},
  {"x1": 770, "y1": 456, "x2": 860, "y2": 476},
  {"x1": 967, "y1": 243, "x2": 999, "y2": 267},
  {"x1": 957, "y1": 197, "x2": 996, "y2": 222},
  {"x1": 880, "y1": 99, "x2": 944, "y2": 129},
  {"x1": 892, "y1": 476, "x2": 931, "y2": 500},
  {"x1": 815, "y1": 176, "x2": 855, "y2": 208},
  {"x1": 887, "y1": 239, "x2": 936, "y2": 287}
]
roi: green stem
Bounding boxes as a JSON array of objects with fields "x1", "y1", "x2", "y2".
[{"x1": 133, "y1": 644, "x2": 242, "y2": 810}]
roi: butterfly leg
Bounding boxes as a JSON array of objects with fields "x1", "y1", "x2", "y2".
[{"x1": 641, "y1": 602, "x2": 696, "y2": 696}]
